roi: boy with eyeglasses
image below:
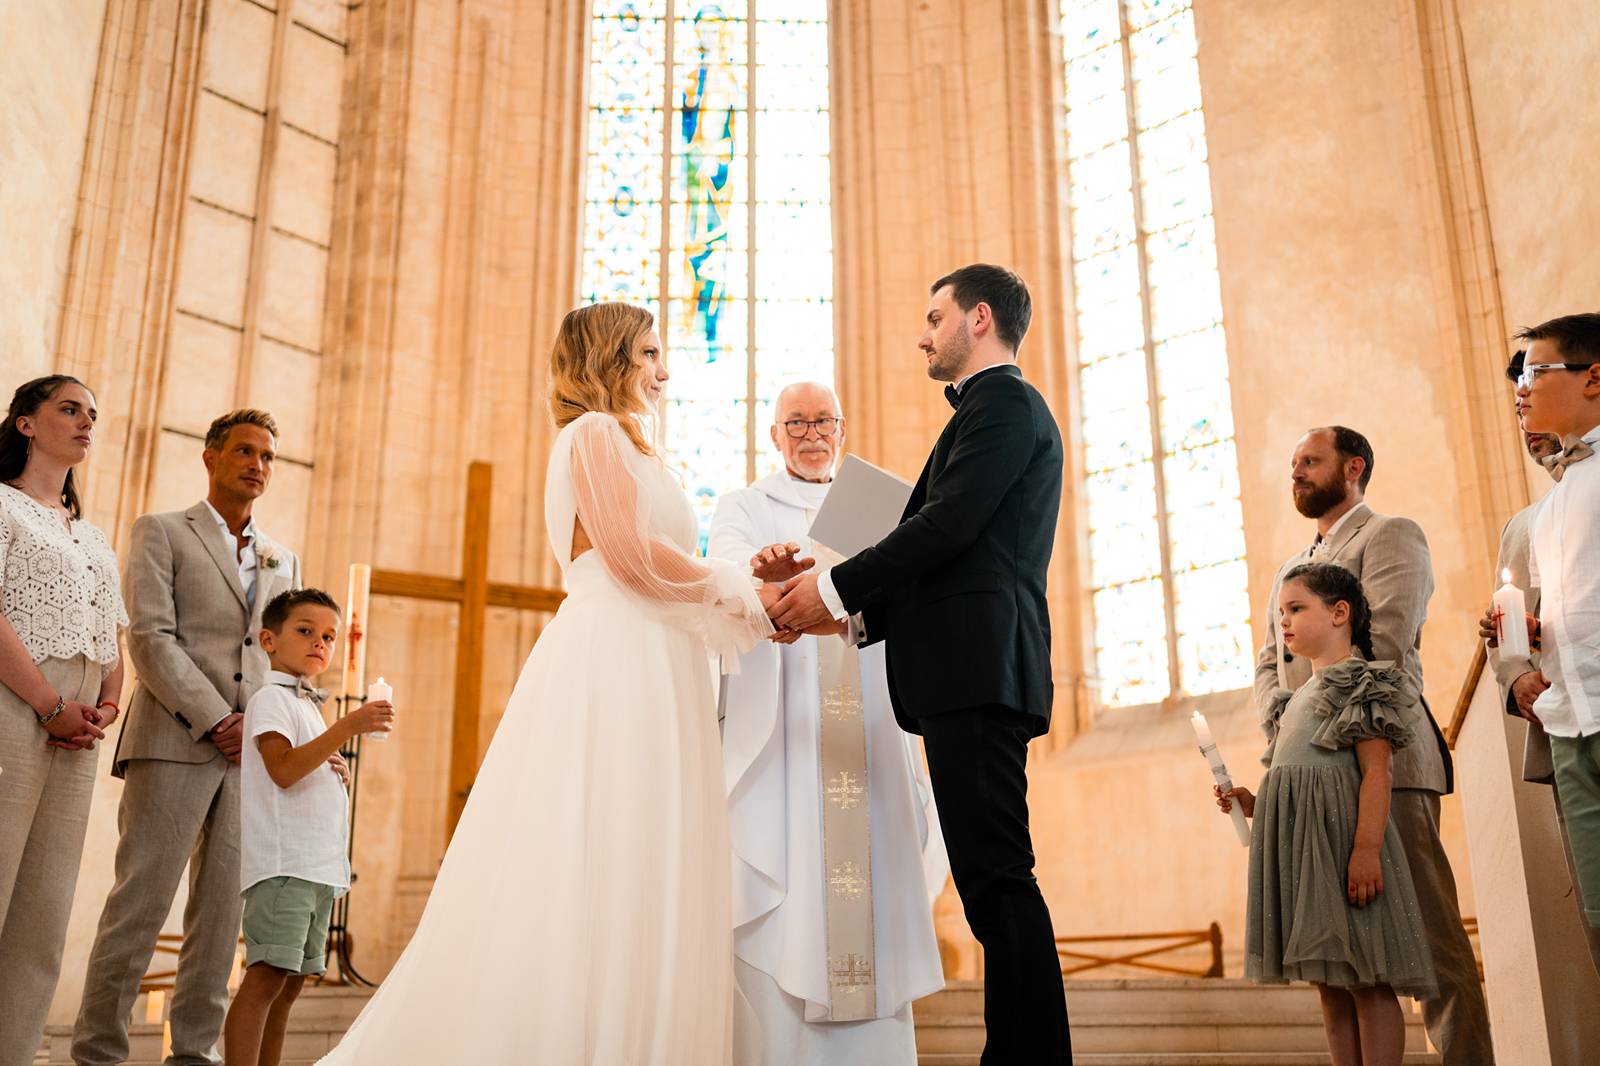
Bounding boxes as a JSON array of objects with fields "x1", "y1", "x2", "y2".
[{"x1": 1514, "y1": 312, "x2": 1600, "y2": 932}]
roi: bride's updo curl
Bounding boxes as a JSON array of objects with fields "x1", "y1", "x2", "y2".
[{"x1": 548, "y1": 302, "x2": 658, "y2": 456}]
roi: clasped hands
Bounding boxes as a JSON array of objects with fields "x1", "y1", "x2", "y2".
[{"x1": 751, "y1": 543, "x2": 845, "y2": 644}]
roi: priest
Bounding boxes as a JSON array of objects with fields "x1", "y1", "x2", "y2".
[{"x1": 712, "y1": 381, "x2": 947, "y2": 1065}]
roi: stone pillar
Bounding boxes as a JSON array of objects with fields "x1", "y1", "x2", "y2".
[
  {"x1": 830, "y1": 0, "x2": 1085, "y2": 976},
  {"x1": 308, "y1": 0, "x2": 586, "y2": 972}
]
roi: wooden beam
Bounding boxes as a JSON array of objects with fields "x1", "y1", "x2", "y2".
[
  {"x1": 371, "y1": 569, "x2": 565, "y2": 613},
  {"x1": 447, "y1": 462, "x2": 494, "y2": 838}
]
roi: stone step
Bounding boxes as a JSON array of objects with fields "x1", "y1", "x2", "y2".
[
  {"x1": 914, "y1": 1014, "x2": 1432, "y2": 1055},
  {"x1": 921, "y1": 1049, "x2": 1446, "y2": 1056}
]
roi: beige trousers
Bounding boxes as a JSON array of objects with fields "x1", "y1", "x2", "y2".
[
  {"x1": 72, "y1": 756, "x2": 239, "y2": 1066},
  {"x1": 1391, "y1": 789, "x2": 1495, "y2": 1066},
  {"x1": 0, "y1": 655, "x2": 102, "y2": 1066}
]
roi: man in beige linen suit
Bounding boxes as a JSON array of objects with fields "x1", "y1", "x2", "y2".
[
  {"x1": 1255, "y1": 426, "x2": 1492, "y2": 1065},
  {"x1": 74, "y1": 411, "x2": 300, "y2": 1066}
]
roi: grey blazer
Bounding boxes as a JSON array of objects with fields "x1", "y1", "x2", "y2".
[
  {"x1": 1492, "y1": 500, "x2": 1555, "y2": 784},
  {"x1": 1252, "y1": 501, "x2": 1452, "y2": 794},
  {"x1": 111, "y1": 502, "x2": 301, "y2": 776}
]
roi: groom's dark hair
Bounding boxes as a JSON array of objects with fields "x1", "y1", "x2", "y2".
[
  {"x1": 931, "y1": 264, "x2": 1032, "y2": 353},
  {"x1": 262, "y1": 588, "x2": 341, "y2": 633}
]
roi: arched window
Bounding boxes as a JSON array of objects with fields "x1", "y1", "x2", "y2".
[
  {"x1": 581, "y1": 0, "x2": 834, "y2": 544},
  {"x1": 1058, "y1": 0, "x2": 1251, "y2": 708}
]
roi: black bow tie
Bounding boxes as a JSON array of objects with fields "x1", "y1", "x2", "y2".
[
  {"x1": 276, "y1": 677, "x2": 329, "y2": 707},
  {"x1": 945, "y1": 385, "x2": 962, "y2": 410}
]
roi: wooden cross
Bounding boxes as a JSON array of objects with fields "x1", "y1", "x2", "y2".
[{"x1": 368, "y1": 462, "x2": 565, "y2": 842}]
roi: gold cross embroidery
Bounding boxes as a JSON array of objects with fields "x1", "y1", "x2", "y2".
[
  {"x1": 822, "y1": 683, "x2": 861, "y2": 723},
  {"x1": 828, "y1": 860, "x2": 867, "y2": 900},
  {"x1": 830, "y1": 953, "x2": 874, "y2": 994},
  {"x1": 825, "y1": 770, "x2": 865, "y2": 810}
]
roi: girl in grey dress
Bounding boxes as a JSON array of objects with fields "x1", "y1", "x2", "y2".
[{"x1": 1217, "y1": 563, "x2": 1435, "y2": 1066}]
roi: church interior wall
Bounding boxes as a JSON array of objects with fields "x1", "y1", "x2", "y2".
[{"x1": 6, "y1": 0, "x2": 1597, "y2": 1015}]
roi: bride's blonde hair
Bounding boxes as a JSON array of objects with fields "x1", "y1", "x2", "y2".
[{"x1": 548, "y1": 302, "x2": 658, "y2": 456}]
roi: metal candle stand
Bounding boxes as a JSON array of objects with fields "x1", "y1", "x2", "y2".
[{"x1": 322, "y1": 691, "x2": 377, "y2": 987}]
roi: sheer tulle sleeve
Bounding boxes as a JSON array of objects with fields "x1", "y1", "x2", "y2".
[{"x1": 567, "y1": 413, "x2": 774, "y2": 661}]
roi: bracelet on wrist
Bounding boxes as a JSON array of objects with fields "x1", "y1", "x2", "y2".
[{"x1": 36, "y1": 694, "x2": 66, "y2": 727}]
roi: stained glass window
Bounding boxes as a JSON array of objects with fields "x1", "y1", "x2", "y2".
[
  {"x1": 1060, "y1": 0, "x2": 1251, "y2": 708},
  {"x1": 582, "y1": 0, "x2": 834, "y2": 546}
]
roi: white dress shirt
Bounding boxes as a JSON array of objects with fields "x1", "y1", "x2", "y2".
[
  {"x1": 204, "y1": 500, "x2": 260, "y2": 608},
  {"x1": 240, "y1": 671, "x2": 351, "y2": 892},
  {"x1": 1529, "y1": 425, "x2": 1600, "y2": 738},
  {"x1": 1310, "y1": 503, "x2": 1360, "y2": 559}
]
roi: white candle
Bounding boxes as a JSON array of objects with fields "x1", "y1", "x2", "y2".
[
  {"x1": 1491, "y1": 569, "x2": 1530, "y2": 659},
  {"x1": 1192, "y1": 711, "x2": 1251, "y2": 848},
  {"x1": 343, "y1": 564, "x2": 371, "y2": 701},
  {"x1": 367, "y1": 676, "x2": 394, "y2": 741}
]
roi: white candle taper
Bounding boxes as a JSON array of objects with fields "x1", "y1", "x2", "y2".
[
  {"x1": 1492, "y1": 568, "x2": 1530, "y2": 659},
  {"x1": 1192, "y1": 711, "x2": 1251, "y2": 847},
  {"x1": 367, "y1": 677, "x2": 393, "y2": 741}
]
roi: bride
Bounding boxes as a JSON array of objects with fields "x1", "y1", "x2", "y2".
[{"x1": 317, "y1": 303, "x2": 778, "y2": 1064}]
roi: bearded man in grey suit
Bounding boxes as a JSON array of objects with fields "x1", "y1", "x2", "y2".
[
  {"x1": 74, "y1": 410, "x2": 301, "y2": 1066},
  {"x1": 1255, "y1": 425, "x2": 1493, "y2": 1065}
]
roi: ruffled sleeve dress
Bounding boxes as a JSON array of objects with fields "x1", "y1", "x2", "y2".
[{"x1": 1246, "y1": 658, "x2": 1438, "y2": 999}]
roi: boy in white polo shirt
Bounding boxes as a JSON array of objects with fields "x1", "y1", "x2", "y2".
[
  {"x1": 222, "y1": 588, "x2": 394, "y2": 1066},
  {"x1": 1515, "y1": 312, "x2": 1600, "y2": 930}
]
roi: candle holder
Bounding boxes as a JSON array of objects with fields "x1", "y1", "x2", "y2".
[{"x1": 322, "y1": 690, "x2": 378, "y2": 987}]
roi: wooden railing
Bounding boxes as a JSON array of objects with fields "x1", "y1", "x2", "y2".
[
  {"x1": 1446, "y1": 642, "x2": 1488, "y2": 749},
  {"x1": 1056, "y1": 923, "x2": 1224, "y2": 979}
]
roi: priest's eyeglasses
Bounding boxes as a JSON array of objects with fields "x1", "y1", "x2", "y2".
[
  {"x1": 782, "y1": 417, "x2": 841, "y2": 438},
  {"x1": 1517, "y1": 362, "x2": 1594, "y2": 390}
]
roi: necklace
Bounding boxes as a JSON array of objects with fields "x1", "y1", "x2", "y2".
[{"x1": 5, "y1": 481, "x2": 70, "y2": 524}]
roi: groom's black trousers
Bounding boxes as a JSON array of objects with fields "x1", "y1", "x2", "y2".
[{"x1": 919, "y1": 706, "x2": 1072, "y2": 1065}]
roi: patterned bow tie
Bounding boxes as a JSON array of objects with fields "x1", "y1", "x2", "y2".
[
  {"x1": 944, "y1": 384, "x2": 962, "y2": 410},
  {"x1": 277, "y1": 677, "x2": 329, "y2": 706},
  {"x1": 1542, "y1": 435, "x2": 1596, "y2": 482}
]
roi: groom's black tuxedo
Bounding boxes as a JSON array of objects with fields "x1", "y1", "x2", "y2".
[
  {"x1": 829, "y1": 362, "x2": 1072, "y2": 1064},
  {"x1": 831, "y1": 362, "x2": 1062, "y2": 735}
]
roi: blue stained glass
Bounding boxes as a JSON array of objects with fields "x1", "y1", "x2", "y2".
[
  {"x1": 1061, "y1": 0, "x2": 1122, "y2": 60},
  {"x1": 584, "y1": 0, "x2": 835, "y2": 550}
]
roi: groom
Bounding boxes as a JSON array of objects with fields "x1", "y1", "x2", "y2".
[{"x1": 771, "y1": 264, "x2": 1070, "y2": 1062}]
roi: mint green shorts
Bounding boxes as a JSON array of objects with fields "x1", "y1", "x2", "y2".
[{"x1": 242, "y1": 876, "x2": 337, "y2": 975}]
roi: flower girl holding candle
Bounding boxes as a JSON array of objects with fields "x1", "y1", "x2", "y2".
[{"x1": 1216, "y1": 562, "x2": 1435, "y2": 1066}]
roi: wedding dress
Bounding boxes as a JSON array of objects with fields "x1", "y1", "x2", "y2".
[{"x1": 317, "y1": 411, "x2": 773, "y2": 1065}]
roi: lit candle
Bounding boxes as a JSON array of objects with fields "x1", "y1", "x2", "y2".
[
  {"x1": 344, "y1": 564, "x2": 371, "y2": 701},
  {"x1": 1192, "y1": 711, "x2": 1251, "y2": 847},
  {"x1": 1491, "y1": 568, "x2": 1530, "y2": 659},
  {"x1": 367, "y1": 676, "x2": 394, "y2": 741}
]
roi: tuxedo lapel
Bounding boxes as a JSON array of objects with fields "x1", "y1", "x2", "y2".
[{"x1": 184, "y1": 502, "x2": 249, "y2": 612}]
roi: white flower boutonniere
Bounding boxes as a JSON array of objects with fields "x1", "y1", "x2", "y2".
[{"x1": 258, "y1": 546, "x2": 282, "y2": 571}]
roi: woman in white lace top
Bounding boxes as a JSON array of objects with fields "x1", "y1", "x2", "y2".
[{"x1": 0, "y1": 374, "x2": 128, "y2": 1065}]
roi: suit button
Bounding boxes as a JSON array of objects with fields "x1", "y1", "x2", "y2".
[
  {"x1": 234, "y1": 672, "x2": 243, "y2": 682},
  {"x1": 244, "y1": 637, "x2": 253, "y2": 646}
]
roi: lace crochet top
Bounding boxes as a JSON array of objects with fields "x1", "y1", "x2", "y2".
[{"x1": 0, "y1": 484, "x2": 127, "y2": 666}]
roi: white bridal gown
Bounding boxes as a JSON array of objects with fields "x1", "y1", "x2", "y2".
[{"x1": 317, "y1": 411, "x2": 773, "y2": 1065}]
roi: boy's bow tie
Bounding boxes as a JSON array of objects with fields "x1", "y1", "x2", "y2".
[
  {"x1": 276, "y1": 677, "x2": 329, "y2": 706},
  {"x1": 1542, "y1": 436, "x2": 1596, "y2": 482}
]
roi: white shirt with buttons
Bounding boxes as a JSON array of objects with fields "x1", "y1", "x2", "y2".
[{"x1": 1529, "y1": 425, "x2": 1600, "y2": 738}]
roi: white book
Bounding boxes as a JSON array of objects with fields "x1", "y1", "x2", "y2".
[{"x1": 808, "y1": 453, "x2": 915, "y2": 558}]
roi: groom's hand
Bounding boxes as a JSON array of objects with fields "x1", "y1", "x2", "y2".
[
  {"x1": 751, "y1": 542, "x2": 815, "y2": 583},
  {"x1": 771, "y1": 573, "x2": 833, "y2": 632}
]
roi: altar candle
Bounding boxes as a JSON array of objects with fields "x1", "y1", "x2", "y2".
[
  {"x1": 1492, "y1": 569, "x2": 1530, "y2": 659},
  {"x1": 1192, "y1": 711, "x2": 1251, "y2": 848},
  {"x1": 344, "y1": 564, "x2": 371, "y2": 701},
  {"x1": 367, "y1": 676, "x2": 394, "y2": 741}
]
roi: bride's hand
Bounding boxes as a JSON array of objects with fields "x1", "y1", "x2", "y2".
[
  {"x1": 751, "y1": 542, "x2": 815, "y2": 583},
  {"x1": 758, "y1": 582, "x2": 784, "y2": 615}
]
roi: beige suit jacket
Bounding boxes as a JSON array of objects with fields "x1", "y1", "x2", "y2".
[
  {"x1": 111, "y1": 502, "x2": 300, "y2": 776},
  {"x1": 1252, "y1": 501, "x2": 1452, "y2": 794},
  {"x1": 1492, "y1": 500, "x2": 1555, "y2": 784}
]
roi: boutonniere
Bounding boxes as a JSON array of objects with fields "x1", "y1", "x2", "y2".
[{"x1": 258, "y1": 545, "x2": 282, "y2": 571}]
